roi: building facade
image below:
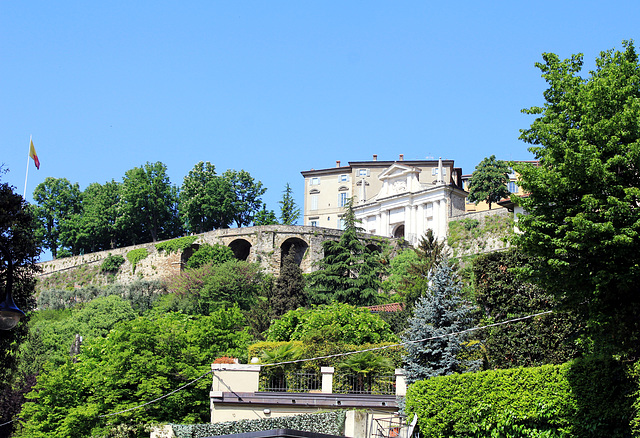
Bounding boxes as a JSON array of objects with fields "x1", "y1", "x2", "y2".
[{"x1": 301, "y1": 155, "x2": 467, "y2": 245}]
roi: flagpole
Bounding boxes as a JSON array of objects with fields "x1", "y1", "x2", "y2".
[{"x1": 23, "y1": 135, "x2": 31, "y2": 199}]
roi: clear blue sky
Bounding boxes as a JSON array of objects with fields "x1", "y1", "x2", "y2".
[{"x1": 2, "y1": 1, "x2": 639, "y2": 252}]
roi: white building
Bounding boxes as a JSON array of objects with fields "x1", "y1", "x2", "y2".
[{"x1": 301, "y1": 155, "x2": 467, "y2": 245}]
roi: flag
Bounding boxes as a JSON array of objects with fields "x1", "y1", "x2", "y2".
[{"x1": 29, "y1": 139, "x2": 40, "y2": 170}]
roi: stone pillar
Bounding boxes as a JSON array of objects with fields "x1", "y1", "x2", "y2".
[
  {"x1": 404, "y1": 205, "x2": 412, "y2": 242},
  {"x1": 381, "y1": 210, "x2": 389, "y2": 237},
  {"x1": 439, "y1": 199, "x2": 448, "y2": 241},
  {"x1": 417, "y1": 203, "x2": 425, "y2": 241},
  {"x1": 321, "y1": 367, "x2": 334, "y2": 393},
  {"x1": 395, "y1": 368, "x2": 407, "y2": 396},
  {"x1": 210, "y1": 363, "x2": 261, "y2": 393}
]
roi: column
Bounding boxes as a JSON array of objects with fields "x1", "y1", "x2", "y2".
[
  {"x1": 321, "y1": 367, "x2": 335, "y2": 394},
  {"x1": 404, "y1": 205, "x2": 412, "y2": 242},
  {"x1": 381, "y1": 210, "x2": 389, "y2": 237}
]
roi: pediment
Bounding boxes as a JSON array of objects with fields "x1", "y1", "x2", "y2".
[{"x1": 378, "y1": 163, "x2": 421, "y2": 181}]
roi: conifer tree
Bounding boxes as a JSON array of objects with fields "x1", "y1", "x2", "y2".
[
  {"x1": 272, "y1": 245, "x2": 306, "y2": 317},
  {"x1": 306, "y1": 198, "x2": 384, "y2": 306},
  {"x1": 402, "y1": 261, "x2": 477, "y2": 384}
]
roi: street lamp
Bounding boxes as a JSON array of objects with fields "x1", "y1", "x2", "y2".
[{"x1": 0, "y1": 255, "x2": 24, "y2": 330}]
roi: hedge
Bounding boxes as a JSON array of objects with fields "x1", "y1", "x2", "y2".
[
  {"x1": 171, "y1": 411, "x2": 346, "y2": 438},
  {"x1": 405, "y1": 356, "x2": 639, "y2": 438}
]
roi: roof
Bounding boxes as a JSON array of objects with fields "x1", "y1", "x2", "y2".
[{"x1": 364, "y1": 303, "x2": 405, "y2": 313}]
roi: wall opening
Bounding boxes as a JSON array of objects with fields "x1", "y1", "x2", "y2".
[
  {"x1": 393, "y1": 225, "x2": 405, "y2": 239},
  {"x1": 229, "y1": 239, "x2": 252, "y2": 261},
  {"x1": 280, "y1": 237, "x2": 309, "y2": 266}
]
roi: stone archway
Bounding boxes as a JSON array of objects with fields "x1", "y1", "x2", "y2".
[
  {"x1": 393, "y1": 224, "x2": 405, "y2": 239},
  {"x1": 280, "y1": 237, "x2": 309, "y2": 266},
  {"x1": 228, "y1": 239, "x2": 252, "y2": 261}
]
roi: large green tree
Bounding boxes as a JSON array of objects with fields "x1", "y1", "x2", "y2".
[
  {"x1": 279, "y1": 183, "x2": 300, "y2": 225},
  {"x1": 118, "y1": 161, "x2": 181, "y2": 243},
  {"x1": 467, "y1": 155, "x2": 510, "y2": 209},
  {"x1": 253, "y1": 204, "x2": 278, "y2": 226},
  {"x1": 306, "y1": 199, "x2": 385, "y2": 306},
  {"x1": 32, "y1": 177, "x2": 82, "y2": 258},
  {"x1": 179, "y1": 161, "x2": 236, "y2": 233},
  {"x1": 515, "y1": 41, "x2": 640, "y2": 357},
  {"x1": 0, "y1": 177, "x2": 40, "y2": 434},
  {"x1": 223, "y1": 169, "x2": 266, "y2": 227}
]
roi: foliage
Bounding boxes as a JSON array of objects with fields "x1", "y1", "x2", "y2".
[
  {"x1": 380, "y1": 248, "x2": 418, "y2": 293},
  {"x1": 126, "y1": 248, "x2": 149, "y2": 274},
  {"x1": 0, "y1": 178, "x2": 40, "y2": 431},
  {"x1": 279, "y1": 182, "x2": 300, "y2": 225},
  {"x1": 179, "y1": 161, "x2": 235, "y2": 232},
  {"x1": 466, "y1": 155, "x2": 511, "y2": 209},
  {"x1": 402, "y1": 261, "x2": 478, "y2": 384},
  {"x1": 401, "y1": 229, "x2": 448, "y2": 310},
  {"x1": 447, "y1": 213, "x2": 513, "y2": 256},
  {"x1": 272, "y1": 245, "x2": 306, "y2": 317},
  {"x1": 253, "y1": 204, "x2": 278, "y2": 226},
  {"x1": 223, "y1": 169, "x2": 267, "y2": 227},
  {"x1": 32, "y1": 176, "x2": 82, "y2": 258},
  {"x1": 473, "y1": 248, "x2": 583, "y2": 368},
  {"x1": 185, "y1": 243, "x2": 235, "y2": 269},
  {"x1": 101, "y1": 254, "x2": 125, "y2": 273},
  {"x1": 306, "y1": 198, "x2": 385, "y2": 305},
  {"x1": 16, "y1": 309, "x2": 251, "y2": 438},
  {"x1": 170, "y1": 411, "x2": 347, "y2": 438},
  {"x1": 515, "y1": 41, "x2": 640, "y2": 358},
  {"x1": 265, "y1": 302, "x2": 398, "y2": 345},
  {"x1": 168, "y1": 260, "x2": 265, "y2": 313},
  {"x1": 37, "y1": 279, "x2": 168, "y2": 312},
  {"x1": 118, "y1": 161, "x2": 181, "y2": 243},
  {"x1": 405, "y1": 357, "x2": 639, "y2": 438},
  {"x1": 155, "y1": 235, "x2": 197, "y2": 254},
  {"x1": 337, "y1": 351, "x2": 393, "y2": 377}
]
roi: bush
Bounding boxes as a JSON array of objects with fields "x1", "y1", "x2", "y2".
[
  {"x1": 186, "y1": 243, "x2": 234, "y2": 269},
  {"x1": 100, "y1": 254, "x2": 125, "y2": 273},
  {"x1": 155, "y1": 235, "x2": 198, "y2": 254},
  {"x1": 405, "y1": 356, "x2": 638, "y2": 438}
]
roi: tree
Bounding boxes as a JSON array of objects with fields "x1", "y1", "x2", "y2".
[
  {"x1": 0, "y1": 176, "x2": 40, "y2": 435},
  {"x1": 118, "y1": 161, "x2": 181, "y2": 243},
  {"x1": 223, "y1": 169, "x2": 266, "y2": 227},
  {"x1": 265, "y1": 303, "x2": 397, "y2": 345},
  {"x1": 473, "y1": 248, "x2": 583, "y2": 368},
  {"x1": 515, "y1": 41, "x2": 640, "y2": 358},
  {"x1": 401, "y1": 229, "x2": 447, "y2": 310},
  {"x1": 32, "y1": 177, "x2": 82, "y2": 258},
  {"x1": 16, "y1": 310, "x2": 251, "y2": 437},
  {"x1": 402, "y1": 261, "x2": 477, "y2": 384},
  {"x1": 179, "y1": 161, "x2": 236, "y2": 232},
  {"x1": 279, "y1": 183, "x2": 300, "y2": 225},
  {"x1": 253, "y1": 205, "x2": 278, "y2": 226},
  {"x1": 272, "y1": 245, "x2": 306, "y2": 317},
  {"x1": 467, "y1": 155, "x2": 510, "y2": 209},
  {"x1": 307, "y1": 198, "x2": 385, "y2": 306}
]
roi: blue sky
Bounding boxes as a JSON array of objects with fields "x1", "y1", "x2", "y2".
[{"x1": 2, "y1": 1, "x2": 639, "y2": 254}]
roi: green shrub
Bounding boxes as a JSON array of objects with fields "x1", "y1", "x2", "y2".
[
  {"x1": 186, "y1": 243, "x2": 234, "y2": 269},
  {"x1": 171, "y1": 411, "x2": 346, "y2": 438},
  {"x1": 126, "y1": 248, "x2": 149, "y2": 273},
  {"x1": 155, "y1": 235, "x2": 198, "y2": 254},
  {"x1": 100, "y1": 254, "x2": 125, "y2": 273},
  {"x1": 405, "y1": 356, "x2": 638, "y2": 438}
]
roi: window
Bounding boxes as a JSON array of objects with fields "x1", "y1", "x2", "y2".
[
  {"x1": 508, "y1": 181, "x2": 518, "y2": 193},
  {"x1": 310, "y1": 177, "x2": 320, "y2": 186},
  {"x1": 310, "y1": 193, "x2": 319, "y2": 210},
  {"x1": 358, "y1": 169, "x2": 369, "y2": 177},
  {"x1": 339, "y1": 174, "x2": 349, "y2": 182},
  {"x1": 338, "y1": 192, "x2": 348, "y2": 207},
  {"x1": 338, "y1": 217, "x2": 345, "y2": 230},
  {"x1": 432, "y1": 168, "x2": 447, "y2": 176},
  {"x1": 310, "y1": 220, "x2": 318, "y2": 227}
]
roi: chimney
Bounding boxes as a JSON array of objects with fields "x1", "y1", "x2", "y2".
[
  {"x1": 399, "y1": 154, "x2": 404, "y2": 161},
  {"x1": 336, "y1": 160, "x2": 341, "y2": 168},
  {"x1": 373, "y1": 154, "x2": 378, "y2": 161}
]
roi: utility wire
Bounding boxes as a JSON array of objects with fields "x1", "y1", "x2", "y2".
[{"x1": 96, "y1": 309, "x2": 553, "y2": 417}]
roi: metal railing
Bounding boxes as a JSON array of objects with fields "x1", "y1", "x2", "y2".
[
  {"x1": 334, "y1": 374, "x2": 395, "y2": 395},
  {"x1": 261, "y1": 372, "x2": 320, "y2": 393}
]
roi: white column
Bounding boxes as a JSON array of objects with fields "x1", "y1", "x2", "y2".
[
  {"x1": 439, "y1": 199, "x2": 447, "y2": 240},
  {"x1": 404, "y1": 205, "x2": 412, "y2": 242},
  {"x1": 417, "y1": 203, "x2": 425, "y2": 241},
  {"x1": 381, "y1": 210, "x2": 389, "y2": 236},
  {"x1": 321, "y1": 367, "x2": 334, "y2": 393}
]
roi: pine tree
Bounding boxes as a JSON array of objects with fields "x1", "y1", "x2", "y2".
[
  {"x1": 401, "y1": 229, "x2": 447, "y2": 310},
  {"x1": 402, "y1": 261, "x2": 477, "y2": 384},
  {"x1": 279, "y1": 183, "x2": 300, "y2": 225},
  {"x1": 272, "y1": 246, "x2": 306, "y2": 317},
  {"x1": 306, "y1": 198, "x2": 384, "y2": 306}
]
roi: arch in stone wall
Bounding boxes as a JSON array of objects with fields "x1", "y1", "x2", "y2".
[
  {"x1": 181, "y1": 243, "x2": 199, "y2": 268},
  {"x1": 228, "y1": 239, "x2": 252, "y2": 261},
  {"x1": 392, "y1": 224, "x2": 405, "y2": 239},
  {"x1": 280, "y1": 237, "x2": 309, "y2": 266}
]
